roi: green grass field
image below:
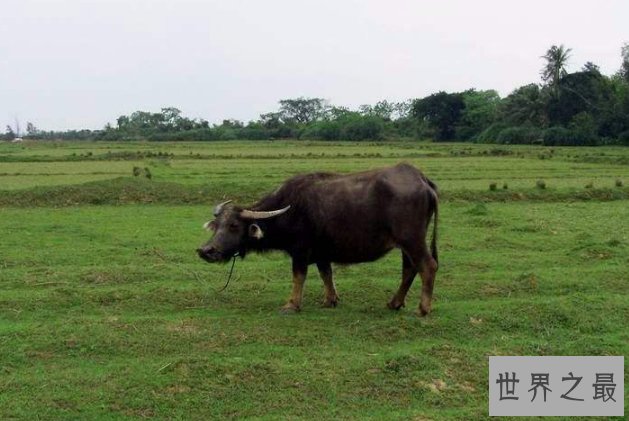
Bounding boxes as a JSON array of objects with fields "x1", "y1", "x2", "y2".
[{"x1": 1, "y1": 140, "x2": 628, "y2": 420}]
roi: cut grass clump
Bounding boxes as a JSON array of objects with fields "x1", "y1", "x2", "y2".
[
  {"x1": 489, "y1": 182, "x2": 497, "y2": 191},
  {"x1": 585, "y1": 181, "x2": 594, "y2": 189},
  {"x1": 502, "y1": 183, "x2": 508, "y2": 190},
  {"x1": 616, "y1": 179, "x2": 623, "y2": 187},
  {"x1": 536, "y1": 180, "x2": 547, "y2": 190},
  {"x1": 466, "y1": 203, "x2": 489, "y2": 216}
]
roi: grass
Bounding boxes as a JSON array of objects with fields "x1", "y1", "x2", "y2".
[
  {"x1": 1, "y1": 140, "x2": 629, "y2": 192},
  {"x1": 1, "y1": 140, "x2": 628, "y2": 420}
]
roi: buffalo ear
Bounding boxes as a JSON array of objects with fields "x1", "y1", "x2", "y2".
[
  {"x1": 203, "y1": 220, "x2": 218, "y2": 232},
  {"x1": 249, "y1": 223, "x2": 264, "y2": 240}
]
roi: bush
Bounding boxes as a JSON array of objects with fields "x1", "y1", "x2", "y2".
[
  {"x1": 489, "y1": 182, "x2": 497, "y2": 191},
  {"x1": 496, "y1": 126, "x2": 541, "y2": 145},
  {"x1": 503, "y1": 183, "x2": 509, "y2": 190},
  {"x1": 616, "y1": 179, "x2": 624, "y2": 187},
  {"x1": 340, "y1": 115, "x2": 384, "y2": 141},
  {"x1": 475, "y1": 123, "x2": 509, "y2": 143},
  {"x1": 585, "y1": 181, "x2": 594, "y2": 189},
  {"x1": 299, "y1": 115, "x2": 383, "y2": 141},
  {"x1": 536, "y1": 180, "x2": 547, "y2": 189},
  {"x1": 302, "y1": 121, "x2": 341, "y2": 141},
  {"x1": 568, "y1": 112, "x2": 599, "y2": 144},
  {"x1": 619, "y1": 131, "x2": 629, "y2": 146},
  {"x1": 144, "y1": 167, "x2": 152, "y2": 179},
  {"x1": 542, "y1": 126, "x2": 598, "y2": 146},
  {"x1": 132, "y1": 166, "x2": 142, "y2": 177}
]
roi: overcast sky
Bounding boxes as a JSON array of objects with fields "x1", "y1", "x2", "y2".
[{"x1": 1, "y1": 0, "x2": 628, "y2": 131}]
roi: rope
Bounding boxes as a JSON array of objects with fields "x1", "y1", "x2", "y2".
[
  {"x1": 153, "y1": 248, "x2": 239, "y2": 292},
  {"x1": 217, "y1": 253, "x2": 238, "y2": 292}
]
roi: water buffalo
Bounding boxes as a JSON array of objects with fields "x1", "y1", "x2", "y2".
[{"x1": 197, "y1": 163, "x2": 439, "y2": 316}]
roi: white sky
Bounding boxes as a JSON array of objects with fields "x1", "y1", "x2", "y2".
[{"x1": 1, "y1": 0, "x2": 628, "y2": 131}]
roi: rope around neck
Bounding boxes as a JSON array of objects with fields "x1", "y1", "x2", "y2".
[{"x1": 217, "y1": 253, "x2": 238, "y2": 292}]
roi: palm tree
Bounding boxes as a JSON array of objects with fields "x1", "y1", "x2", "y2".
[
  {"x1": 540, "y1": 45, "x2": 572, "y2": 95},
  {"x1": 620, "y1": 42, "x2": 629, "y2": 83}
]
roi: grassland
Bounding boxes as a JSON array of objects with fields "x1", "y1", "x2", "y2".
[{"x1": 1, "y1": 140, "x2": 628, "y2": 420}]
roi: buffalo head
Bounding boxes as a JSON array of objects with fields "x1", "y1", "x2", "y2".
[{"x1": 196, "y1": 200, "x2": 290, "y2": 263}]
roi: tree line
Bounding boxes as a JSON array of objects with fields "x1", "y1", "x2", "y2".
[{"x1": 5, "y1": 44, "x2": 629, "y2": 146}]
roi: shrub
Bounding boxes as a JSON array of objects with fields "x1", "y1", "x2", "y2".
[
  {"x1": 144, "y1": 167, "x2": 152, "y2": 179},
  {"x1": 132, "y1": 166, "x2": 142, "y2": 177},
  {"x1": 474, "y1": 123, "x2": 508, "y2": 143},
  {"x1": 568, "y1": 112, "x2": 599, "y2": 143},
  {"x1": 496, "y1": 126, "x2": 541, "y2": 145},
  {"x1": 302, "y1": 121, "x2": 341, "y2": 141},
  {"x1": 585, "y1": 181, "x2": 594, "y2": 189},
  {"x1": 503, "y1": 183, "x2": 509, "y2": 190},
  {"x1": 300, "y1": 115, "x2": 383, "y2": 141},
  {"x1": 536, "y1": 180, "x2": 546, "y2": 189},
  {"x1": 619, "y1": 131, "x2": 629, "y2": 146},
  {"x1": 489, "y1": 182, "x2": 497, "y2": 191},
  {"x1": 616, "y1": 179, "x2": 624, "y2": 187},
  {"x1": 340, "y1": 115, "x2": 384, "y2": 141},
  {"x1": 542, "y1": 126, "x2": 598, "y2": 146}
]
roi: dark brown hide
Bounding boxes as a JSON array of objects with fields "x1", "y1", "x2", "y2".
[{"x1": 198, "y1": 163, "x2": 439, "y2": 315}]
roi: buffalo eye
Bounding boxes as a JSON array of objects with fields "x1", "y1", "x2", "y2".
[{"x1": 228, "y1": 222, "x2": 240, "y2": 232}]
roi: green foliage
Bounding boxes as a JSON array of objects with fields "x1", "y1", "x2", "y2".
[
  {"x1": 115, "y1": 107, "x2": 208, "y2": 138},
  {"x1": 340, "y1": 114, "x2": 384, "y2": 141},
  {"x1": 619, "y1": 42, "x2": 629, "y2": 83},
  {"x1": 5, "y1": 125, "x2": 16, "y2": 140},
  {"x1": 475, "y1": 123, "x2": 508, "y2": 144},
  {"x1": 302, "y1": 120, "x2": 341, "y2": 141},
  {"x1": 542, "y1": 126, "x2": 598, "y2": 146},
  {"x1": 497, "y1": 126, "x2": 542, "y2": 145},
  {"x1": 541, "y1": 44, "x2": 572, "y2": 94},
  {"x1": 412, "y1": 92, "x2": 466, "y2": 141},
  {"x1": 302, "y1": 113, "x2": 383, "y2": 141},
  {"x1": 568, "y1": 112, "x2": 600, "y2": 144},
  {"x1": 277, "y1": 97, "x2": 328, "y2": 124},
  {"x1": 498, "y1": 84, "x2": 548, "y2": 127},
  {"x1": 546, "y1": 70, "x2": 612, "y2": 128},
  {"x1": 489, "y1": 182, "x2": 497, "y2": 191},
  {"x1": 457, "y1": 90, "x2": 500, "y2": 140},
  {"x1": 536, "y1": 179, "x2": 547, "y2": 189}
]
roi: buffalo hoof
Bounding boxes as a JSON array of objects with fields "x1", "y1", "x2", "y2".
[
  {"x1": 415, "y1": 307, "x2": 430, "y2": 317},
  {"x1": 279, "y1": 303, "x2": 301, "y2": 315},
  {"x1": 387, "y1": 299, "x2": 405, "y2": 311},
  {"x1": 322, "y1": 296, "x2": 339, "y2": 308}
]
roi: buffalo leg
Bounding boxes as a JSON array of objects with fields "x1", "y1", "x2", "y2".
[
  {"x1": 387, "y1": 252, "x2": 417, "y2": 310},
  {"x1": 398, "y1": 240, "x2": 438, "y2": 316},
  {"x1": 417, "y1": 253, "x2": 438, "y2": 316},
  {"x1": 281, "y1": 260, "x2": 308, "y2": 313},
  {"x1": 317, "y1": 262, "x2": 339, "y2": 307}
]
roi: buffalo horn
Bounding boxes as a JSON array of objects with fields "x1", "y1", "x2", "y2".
[
  {"x1": 213, "y1": 200, "x2": 233, "y2": 216},
  {"x1": 240, "y1": 206, "x2": 291, "y2": 220}
]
